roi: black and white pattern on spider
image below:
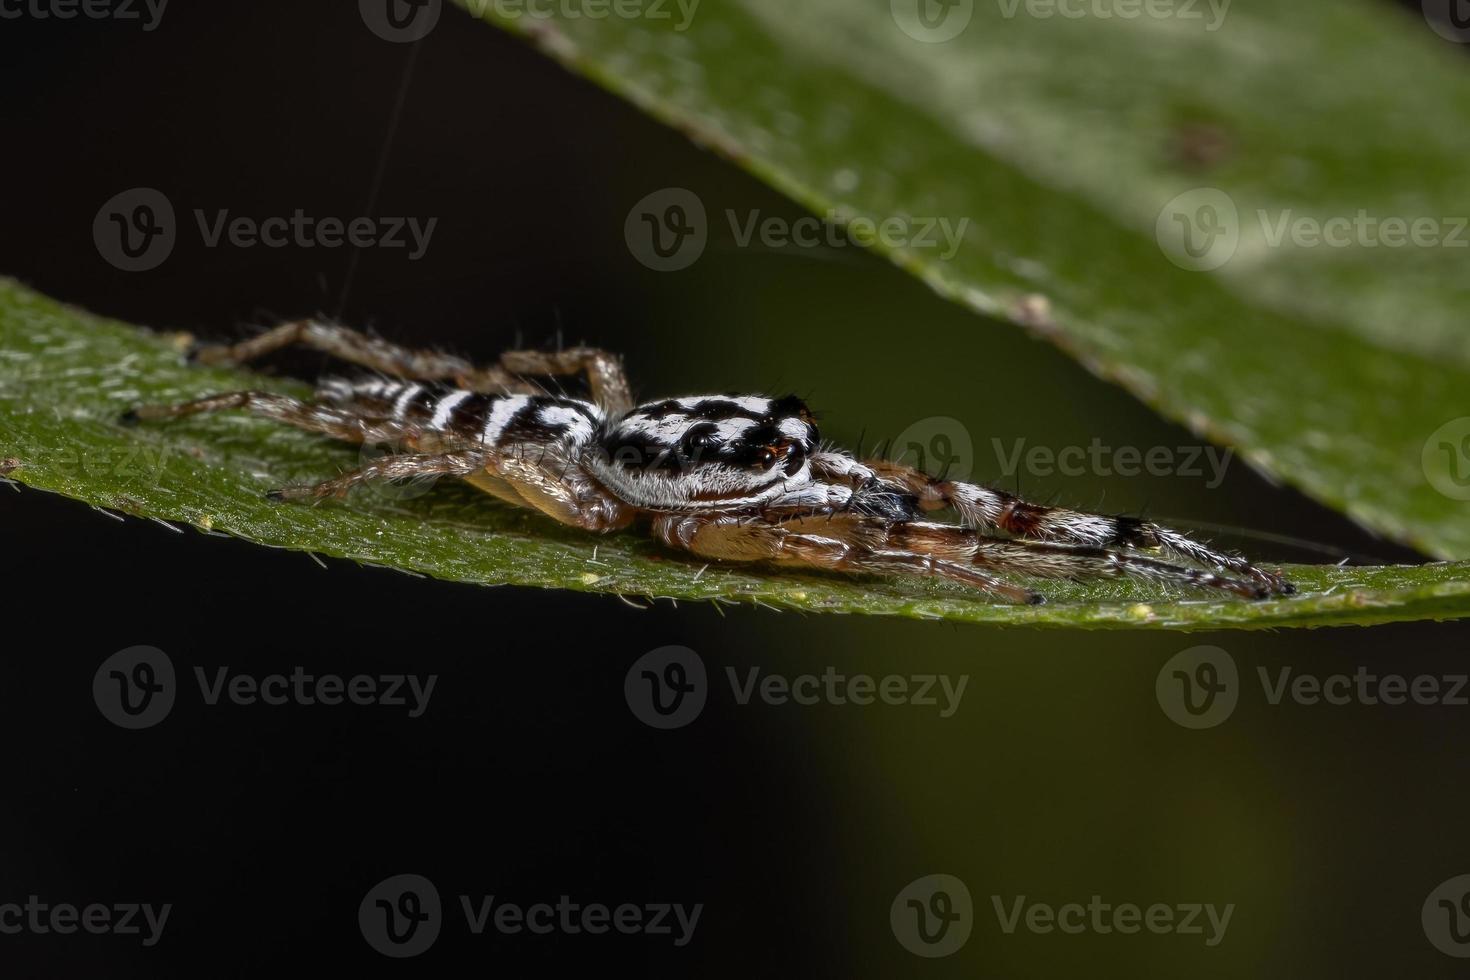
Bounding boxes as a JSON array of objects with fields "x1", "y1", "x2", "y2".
[
  {"x1": 122, "y1": 320, "x2": 1295, "y2": 603},
  {"x1": 314, "y1": 378, "x2": 603, "y2": 450}
]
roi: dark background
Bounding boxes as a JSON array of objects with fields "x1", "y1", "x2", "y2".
[{"x1": 2, "y1": 1, "x2": 1468, "y2": 976}]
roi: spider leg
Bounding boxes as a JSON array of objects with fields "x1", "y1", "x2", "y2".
[
  {"x1": 496, "y1": 347, "x2": 634, "y2": 415},
  {"x1": 652, "y1": 513, "x2": 1043, "y2": 604},
  {"x1": 810, "y1": 451, "x2": 1293, "y2": 595},
  {"x1": 471, "y1": 450, "x2": 634, "y2": 532},
  {"x1": 191, "y1": 322, "x2": 633, "y2": 408},
  {"x1": 120, "y1": 390, "x2": 444, "y2": 447},
  {"x1": 190, "y1": 320, "x2": 540, "y2": 395},
  {"x1": 891, "y1": 523, "x2": 1272, "y2": 600},
  {"x1": 268, "y1": 449, "x2": 490, "y2": 501}
]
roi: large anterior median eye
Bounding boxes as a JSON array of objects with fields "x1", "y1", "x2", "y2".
[
  {"x1": 681, "y1": 424, "x2": 717, "y2": 458},
  {"x1": 756, "y1": 446, "x2": 778, "y2": 469}
]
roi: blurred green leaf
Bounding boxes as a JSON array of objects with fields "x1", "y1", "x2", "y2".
[
  {"x1": 458, "y1": 0, "x2": 1470, "y2": 561},
  {"x1": 3, "y1": 280, "x2": 1468, "y2": 629}
]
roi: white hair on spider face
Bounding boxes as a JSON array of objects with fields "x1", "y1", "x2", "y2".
[{"x1": 585, "y1": 393, "x2": 826, "y2": 511}]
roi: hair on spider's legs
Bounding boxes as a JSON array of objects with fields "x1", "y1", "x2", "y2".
[
  {"x1": 192, "y1": 320, "x2": 462, "y2": 377},
  {"x1": 889, "y1": 522, "x2": 1271, "y2": 600},
  {"x1": 189, "y1": 320, "x2": 541, "y2": 395},
  {"x1": 496, "y1": 347, "x2": 633, "y2": 414},
  {"x1": 652, "y1": 513, "x2": 1044, "y2": 604},
  {"x1": 267, "y1": 449, "x2": 490, "y2": 501},
  {"x1": 809, "y1": 451, "x2": 1293, "y2": 595},
  {"x1": 191, "y1": 321, "x2": 634, "y2": 410},
  {"x1": 120, "y1": 390, "x2": 439, "y2": 447},
  {"x1": 854, "y1": 551, "x2": 1046, "y2": 603}
]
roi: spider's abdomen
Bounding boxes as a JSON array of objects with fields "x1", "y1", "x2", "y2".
[{"x1": 315, "y1": 377, "x2": 602, "y2": 450}]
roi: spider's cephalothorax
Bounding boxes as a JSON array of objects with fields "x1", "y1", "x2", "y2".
[
  {"x1": 592, "y1": 394, "x2": 822, "y2": 509},
  {"x1": 122, "y1": 320, "x2": 1295, "y2": 604}
]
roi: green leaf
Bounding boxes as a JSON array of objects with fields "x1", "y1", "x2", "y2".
[
  {"x1": 2, "y1": 279, "x2": 1468, "y2": 629},
  {"x1": 455, "y1": 0, "x2": 1470, "y2": 562}
]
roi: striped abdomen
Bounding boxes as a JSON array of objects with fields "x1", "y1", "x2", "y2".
[{"x1": 314, "y1": 377, "x2": 603, "y2": 449}]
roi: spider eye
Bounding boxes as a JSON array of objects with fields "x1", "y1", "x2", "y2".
[
  {"x1": 783, "y1": 441, "x2": 807, "y2": 476},
  {"x1": 682, "y1": 427, "x2": 716, "y2": 457},
  {"x1": 757, "y1": 446, "x2": 779, "y2": 469}
]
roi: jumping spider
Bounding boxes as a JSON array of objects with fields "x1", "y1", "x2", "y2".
[{"x1": 123, "y1": 321, "x2": 1295, "y2": 604}]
